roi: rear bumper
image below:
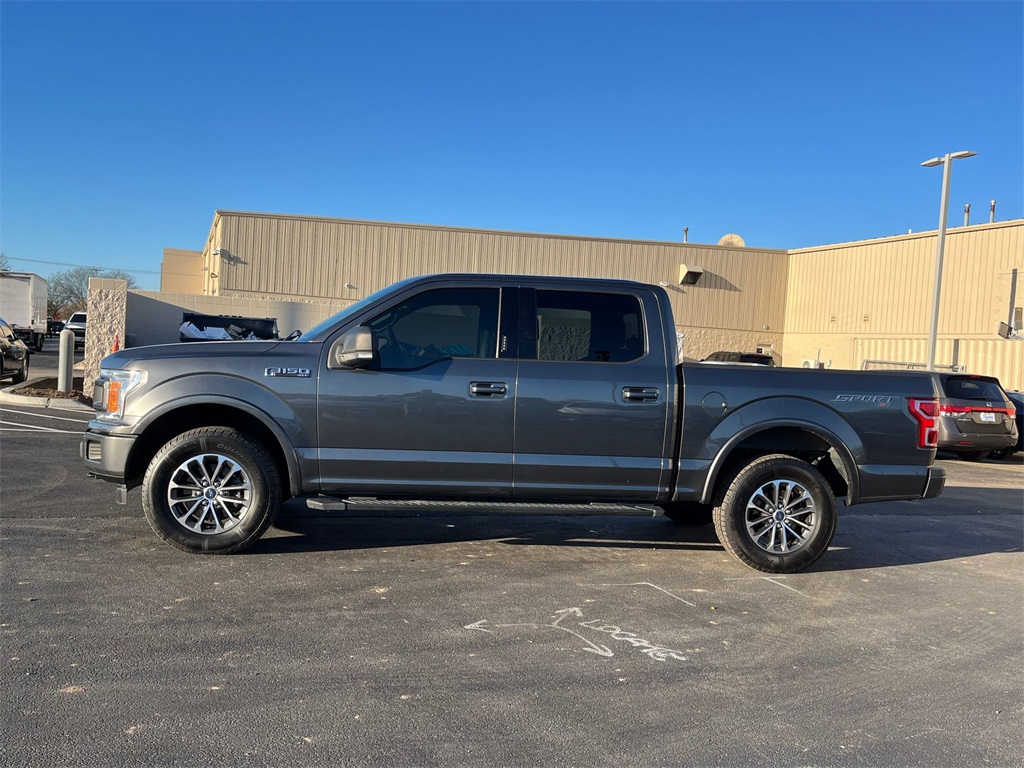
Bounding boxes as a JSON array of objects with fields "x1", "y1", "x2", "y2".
[
  {"x1": 937, "y1": 419, "x2": 1016, "y2": 452},
  {"x1": 922, "y1": 467, "x2": 946, "y2": 500},
  {"x1": 856, "y1": 463, "x2": 946, "y2": 504},
  {"x1": 939, "y1": 434, "x2": 1016, "y2": 452}
]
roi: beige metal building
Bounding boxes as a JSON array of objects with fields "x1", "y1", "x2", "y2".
[
  {"x1": 160, "y1": 248, "x2": 203, "y2": 294},
  {"x1": 785, "y1": 220, "x2": 1022, "y2": 388},
  {"x1": 160, "y1": 210, "x2": 1024, "y2": 389}
]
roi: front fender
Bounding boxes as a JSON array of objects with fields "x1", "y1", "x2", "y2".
[{"x1": 126, "y1": 374, "x2": 314, "y2": 497}]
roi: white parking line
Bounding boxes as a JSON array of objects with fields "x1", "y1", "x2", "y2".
[
  {"x1": 0, "y1": 420, "x2": 82, "y2": 434},
  {"x1": 0, "y1": 428, "x2": 82, "y2": 434},
  {"x1": 0, "y1": 407, "x2": 91, "y2": 424}
]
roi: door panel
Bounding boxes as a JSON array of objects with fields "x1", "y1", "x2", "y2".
[
  {"x1": 317, "y1": 285, "x2": 517, "y2": 498},
  {"x1": 318, "y1": 358, "x2": 517, "y2": 496},
  {"x1": 512, "y1": 288, "x2": 672, "y2": 500}
]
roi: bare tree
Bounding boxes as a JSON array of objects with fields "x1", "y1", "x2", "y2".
[{"x1": 47, "y1": 267, "x2": 140, "y2": 317}]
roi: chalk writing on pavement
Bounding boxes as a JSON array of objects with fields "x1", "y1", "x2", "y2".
[{"x1": 465, "y1": 607, "x2": 687, "y2": 662}]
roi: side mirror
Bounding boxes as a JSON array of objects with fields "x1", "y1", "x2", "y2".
[{"x1": 328, "y1": 327, "x2": 375, "y2": 369}]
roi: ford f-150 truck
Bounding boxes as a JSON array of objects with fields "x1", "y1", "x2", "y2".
[{"x1": 82, "y1": 274, "x2": 945, "y2": 572}]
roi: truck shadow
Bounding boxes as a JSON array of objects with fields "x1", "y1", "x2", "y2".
[{"x1": 264, "y1": 485, "x2": 1023, "y2": 572}]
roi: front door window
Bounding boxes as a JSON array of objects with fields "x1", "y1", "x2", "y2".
[{"x1": 365, "y1": 288, "x2": 499, "y2": 370}]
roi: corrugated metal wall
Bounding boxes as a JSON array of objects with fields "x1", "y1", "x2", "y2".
[
  {"x1": 205, "y1": 211, "x2": 790, "y2": 354},
  {"x1": 786, "y1": 221, "x2": 1023, "y2": 336},
  {"x1": 783, "y1": 221, "x2": 1024, "y2": 389},
  {"x1": 850, "y1": 337, "x2": 1023, "y2": 391}
]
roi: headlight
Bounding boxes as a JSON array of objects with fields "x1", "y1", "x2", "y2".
[{"x1": 94, "y1": 368, "x2": 145, "y2": 422}]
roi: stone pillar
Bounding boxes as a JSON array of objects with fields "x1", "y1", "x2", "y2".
[{"x1": 84, "y1": 278, "x2": 128, "y2": 392}]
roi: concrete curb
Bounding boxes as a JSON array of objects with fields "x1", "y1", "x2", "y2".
[{"x1": 0, "y1": 378, "x2": 94, "y2": 413}]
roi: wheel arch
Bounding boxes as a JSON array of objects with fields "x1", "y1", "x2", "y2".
[
  {"x1": 124, "y1": 399, "x2": 300, "y2": 498},
  {"x1": 701, "y1": 421, "x2": 861, "y2": 506}
]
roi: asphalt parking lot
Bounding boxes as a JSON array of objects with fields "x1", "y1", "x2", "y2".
[{"x1": 1, "y1": 401, "x2": 1021, "y2": 767}]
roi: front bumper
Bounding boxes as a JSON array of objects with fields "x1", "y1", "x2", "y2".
[{"x1": 81, "y1": 430, "x2": 137, "y2": 484}]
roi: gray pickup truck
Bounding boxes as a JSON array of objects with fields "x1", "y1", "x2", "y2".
[{"x1": 82, "y1": 274, "x2": 945, "y2": 573}]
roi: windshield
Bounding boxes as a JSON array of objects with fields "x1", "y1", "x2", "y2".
[{"x1": 298, "y1": 283, "x2": 404, "y2": 341}]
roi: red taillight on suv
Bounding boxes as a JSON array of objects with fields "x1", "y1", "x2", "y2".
[
  {"x1": 939, "y1": 404, "x2": 1014, "y2": 416},
  {"x1": 908, "y1": 398, "x2": 939, "y2": 448}
]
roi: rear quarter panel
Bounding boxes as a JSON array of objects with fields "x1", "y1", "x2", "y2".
[{"x1": 676, "y1": 365, "x2": 939, "y2": 504}]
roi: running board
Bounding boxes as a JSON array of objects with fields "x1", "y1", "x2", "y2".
[{"x1": 305, "y1": 496, "x2": 664, "y2": 517}]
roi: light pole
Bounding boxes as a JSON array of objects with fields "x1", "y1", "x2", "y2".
[{"x1": 921, "y1": 150, "x2": 976, "y2": 370}]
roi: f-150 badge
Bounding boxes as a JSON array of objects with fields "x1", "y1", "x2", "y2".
[{"x1": 265, "y1": 367, "x2": 311, "y2": 378}]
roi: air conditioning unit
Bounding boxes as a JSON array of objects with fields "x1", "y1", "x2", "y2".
[
  {"x1": 999, "y1": 307, "x2": 1023, "y2": 339},
  {"x1": 802, "y1": 359, "x2": 823, "y2": 369}
]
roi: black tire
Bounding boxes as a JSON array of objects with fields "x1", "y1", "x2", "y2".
[
  {"x1": 34, "y1": 334, "x2": 44, "y2": 352},
  {"x1": 661, "y1": 501, "x2": 714, "y2": 526},
  {"x1": 712, "y1": 454, "x2": 837, "y2": 574},
  {"x1": 142, "y1": 427, "x2": 281, "y2": 554},
  {"x1": 11, "y1": 356, "x2": 28, "y2": 385},
  {"x1": 957, "y1": 451, "x2": 987, "y2": 462}
]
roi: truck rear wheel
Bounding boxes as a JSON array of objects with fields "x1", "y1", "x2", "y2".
[
  {"x1": 142, "y1": 427, "x2": 281, "y2": 554},
  {"x1": 712, "y1": 454, "x2": 836, "y2": 573}
]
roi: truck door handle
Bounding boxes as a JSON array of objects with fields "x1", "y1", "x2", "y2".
[
  {"x1": 622, "y1": 386, "x2": 659, "y2": 402},
  {"x1": 470, "y1": 382, "x2": 508, "y2": 398}
]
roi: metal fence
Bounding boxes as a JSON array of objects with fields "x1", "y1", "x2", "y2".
[{"x1": 861, "y1": 359, "x2": 967, "y2": 373}]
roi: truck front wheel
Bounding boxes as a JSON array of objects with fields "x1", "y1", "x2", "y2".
[
  {"x1": 141, "y1": 427, "x2": 281, "y2": 554},
  {"x1": 712, "y1": 454, "x2": 836, "y2": 574}
]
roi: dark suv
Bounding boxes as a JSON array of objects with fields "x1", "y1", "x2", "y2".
[{"x1": 931, "y1": 373, "x2": 1018, "y2": 461}]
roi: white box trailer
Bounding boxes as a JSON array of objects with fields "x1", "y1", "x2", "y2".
[{"x1": 0, "y1": 272, "x2": 48, "y2": 351}]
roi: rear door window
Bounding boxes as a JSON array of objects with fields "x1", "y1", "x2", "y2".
[{"x1": 527, "y1": 290, "x2": 644, "y2": 363}]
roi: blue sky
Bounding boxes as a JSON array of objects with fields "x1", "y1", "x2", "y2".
[{"x1": 2, "y1": 1, "x2": 1022, "y2": 291}]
